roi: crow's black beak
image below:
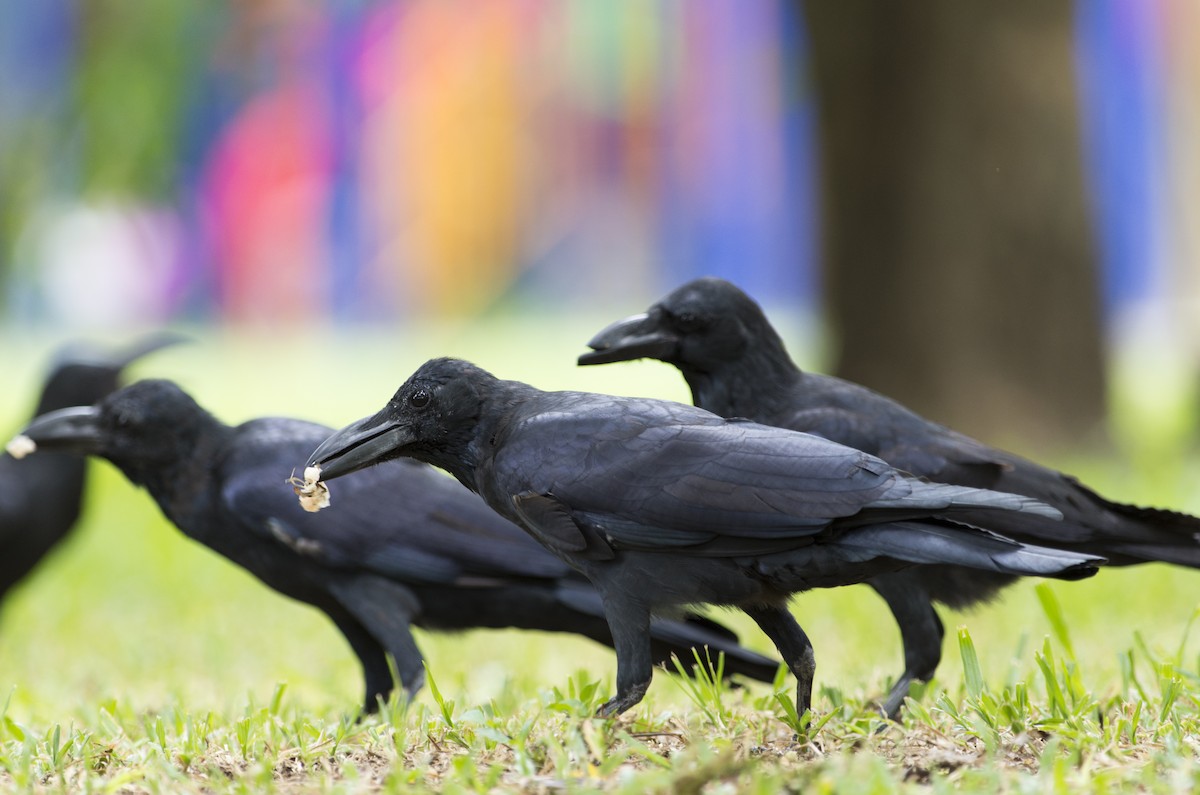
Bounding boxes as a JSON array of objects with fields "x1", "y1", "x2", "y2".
[
  {"x1": 111, "y1": 331, "x2": 192, "y2": 368},
  {"x1": 578, "y1": 312, "x2": 679, "y2": 366},
  {"x1": 51, "y1": 330, "x2": 190, "y2": 373},
  {"x1": 306, "y1": 412, "x2": 411, "y2": 482},
  {"x1": 15, "y1": 406, "x2": 105, "y2": 455}
]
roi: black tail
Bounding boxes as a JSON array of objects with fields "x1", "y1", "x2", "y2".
[
  {"x1": 965, "y1": 481, "x2": 1200, "y2": 569},
  {"x1": 1078, "y1": 487, "x2": 1200, "y2": 568},
  {"x1": 838, "y1": 521, "x2": 1103, "y2": 581},
  {"x1": 958, "y1": 463, "x2": 1200, "y2": 569},
  {"x1": 648, "y1": 614, "x2": 780, "y2": 684}
]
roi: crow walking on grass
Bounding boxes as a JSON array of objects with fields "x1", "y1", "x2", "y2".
[
  {"x1": 14, "y1": 379, "x2": 779, "y2": 712},
  {"x1": 0, "y1": 335, "x2": 181, "y2": 603},
  {"x1": 306, "y1": 357, "x2": 1101, "y2": 718},
  {"x1": 581, "y1": 276, "x2": 1200, "y2": 716}
]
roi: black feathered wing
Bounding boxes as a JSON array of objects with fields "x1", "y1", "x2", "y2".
[
  {"x1": 773, "y1": 373, "x2": 1010, "y2": 484},
  {"x1": 491, "y1": 396, "x2": 1053, "y2": 557}
]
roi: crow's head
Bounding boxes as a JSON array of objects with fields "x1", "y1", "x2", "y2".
[
  {"x1": 579, "y1": 277, "x2": 776, "y2": 375},
  {"x1": 36, "y1": 363, "x2": 125, "y2": 420},
  {"x1": 15, "y1": 379, "x2": 213, "y2": 481},
  {"x1": 35, "y1": 332, "x2": 188, "y2": 416},
  {"x1": 308, "y1": 357, "x2": 492, "y2": 483}
]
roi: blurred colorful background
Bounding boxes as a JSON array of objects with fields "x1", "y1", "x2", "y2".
[
  {"x1": 0, "y1": 1, "x2": 815, "y2": 328},
  {"x1": 1, "y1": 0, "x2": 1192, "y2": 338}
]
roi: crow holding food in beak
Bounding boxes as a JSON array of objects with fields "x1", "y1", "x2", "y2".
[
  {"x1": 307, "y1": 357, "x2": 1101, "y2": 719},
  {"x1": 15, "y1": 378, "x2": 780, "y2": 712}
]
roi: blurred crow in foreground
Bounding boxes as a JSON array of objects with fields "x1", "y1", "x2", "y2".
[
  {"x1": 581, "y1": 276, "x2": 1200, "y2": 717},
  {"x1": 306, "y1": 357, "x2": 1101, "y2": 718},
  {"x1": 0, "y1": 335, "x2": 182, "y2": 602},
  {"x1": 14, "y1": 379, "x2": 779, "y2": 712}
]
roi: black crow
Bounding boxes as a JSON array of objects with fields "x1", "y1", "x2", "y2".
[
  {"x1": 14, "y1": 379, "x2": 780, "y2": 712},
  {"x1": 305, "y1": 357, "x2": 1101, "y2": 718},
  {"x1": 581, "y1": 276, "x2": 1200, "y2": 717},
  {"x1": 0, "y1": 335, "x2": 182, "y2": 602}
]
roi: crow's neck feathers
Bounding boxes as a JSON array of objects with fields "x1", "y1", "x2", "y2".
[
  {"x1": 411, "y1": 368, "x2": 536, "y2": 494},
  {"x1": 680, "y1": 326, "x2": 802, "y2": 421},
  {"x1": 461, "y1": 377, "x2": 536, "y2": 482},
  {"x1": 113, "y1": 409, "x2": 234, "y2": 529}
]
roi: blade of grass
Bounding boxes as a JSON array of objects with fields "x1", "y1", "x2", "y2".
[
  {"x1": 959, "y1": 627, "x2": 986, "y2": 699},
  {"x1": 1035, "y1": 583, "x2": 1075, "y2": 661}
]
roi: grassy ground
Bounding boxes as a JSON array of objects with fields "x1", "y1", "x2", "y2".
[{"x1": 0, "y1": 316, "x2": 1197, "y2": 792}]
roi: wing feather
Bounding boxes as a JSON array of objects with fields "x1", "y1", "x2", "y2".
[{"x1": 491, "y1": 395, "x2": 1054, "y2": 554}]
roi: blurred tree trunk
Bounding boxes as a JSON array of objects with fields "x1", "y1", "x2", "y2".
[{"x1": 802, "y1": 0, "x2": 1106, "y2": 448}]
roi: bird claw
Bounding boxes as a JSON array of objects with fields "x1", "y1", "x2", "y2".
[
  {"x1": 595, "y1": 698, "x2": 622, "y2": 719},
  {"x1": 594, "y1": 681, "x2": 648, "y2": 718},
  {"x1": 879, "y1": 675, "x2": 923, "y2": 722}
]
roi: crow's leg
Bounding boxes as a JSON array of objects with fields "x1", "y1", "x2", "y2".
[
  {"x1": 330, "y1": 613, "x2": 395, "y2": 714},
  {"x1": 596, "y1": 597, "x2": 653, "y2": 718},
  {"x1": 743, "y1": 604, "x2": 815, "y2": 715},
  {"x1": 869, "y1": 574, "x2": 944, "y2": 720},
  {"x1": 349, "y1": 607, "x2": 426, "y2": 700},
  {"x1": 331, "y1": 578, "x2": 427, "y2": 704}
]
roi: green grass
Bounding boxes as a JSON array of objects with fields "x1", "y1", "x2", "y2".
[{"x1": 0, "y1": 316, "x2": 1198, "y2": 792}]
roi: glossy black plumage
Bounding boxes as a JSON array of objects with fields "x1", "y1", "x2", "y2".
[
  {"x1": 16, "y1": 379, "x2": 779, "y2": 712},
  {"x1": 581, "y1": 276, "x2": 1200, "y2": 716},
  {"x1": 307, "y1": 357, "x2": 1101, "y2": 717},
  {"x1": 0, "y1": 336, "x2": 180, "y2": 602}
]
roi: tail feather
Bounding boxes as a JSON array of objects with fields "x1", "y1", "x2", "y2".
[
  {"x1": 648, "y1": 615, "x2": 781, "y2": 684},
  {"x1": 871, "y1": 480, "x2": 1064, "y2": 521},
  {"x1": 1083, "y1": 488, "x2": 1200, "y2": 568},
  {"x1": 838, "y1": 521, "x2": 1102, "y2": 581},
  {"x1": 1096, "y1": 542, "x2": 1200, "y2": 569},
  {"x1": 952, "y1": 479, "x2": 1200, "y2": 569},
  {"x1": 1104, "y1": 501, "x2": 1200, "y2": 535}
]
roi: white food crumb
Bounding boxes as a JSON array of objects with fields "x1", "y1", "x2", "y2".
[
  {"x1": 289, "y1": 466, "x2": 330, "y2": 513},
  {"x1": 6, "y1": 435, "x2": 36, "y2": 460}
]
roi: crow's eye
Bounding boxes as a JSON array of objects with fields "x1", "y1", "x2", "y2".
[
  {"x1": 409, "y1": 389, "x2": 430, "y2": 409},
  {"x1": 675, "y1": 311, "x2": 701, "y2": 331}
]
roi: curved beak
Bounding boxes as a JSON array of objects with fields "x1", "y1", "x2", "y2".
[
  {"x1": 14, "y1": 406, "x2": 104, "y2": 455},
  {"x1": 306, "y1": 412, "x2": 412, "y2": 482},
  {"x1": 111, "y1": 331, "x2": 191, "y2": 368},
  {"x1": 578, "y1": 312, "x2": 679, "y2": 366},
  {"x1": 51, "y1": 330, "x2": 190, "y2": 372}
]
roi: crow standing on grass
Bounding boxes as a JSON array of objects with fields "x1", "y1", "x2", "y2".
[
  {"x1": 0, "y1": 335, "x2": 181, "y2": 603},
  {"x1": 13, "y1": 379, "x2": 779, "y2": 712},
  {"x1": 306, "y1": 357, "x2": 1101, "y2": 718},
  {"x1": 580, "y1": 276, "x2": 1200, "y2": 717}
]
